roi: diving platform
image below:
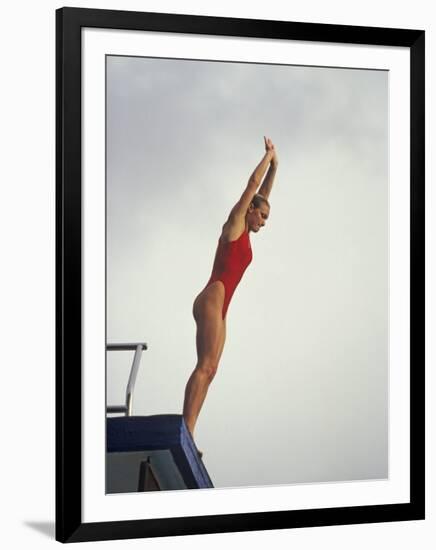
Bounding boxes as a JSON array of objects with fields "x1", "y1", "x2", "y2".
[
  {"x1": 106, "y1": 343, "x2": 213, "y2": 493},
  {"x1": 106, "y1": 414, "x2": 213, "y2": 492}
]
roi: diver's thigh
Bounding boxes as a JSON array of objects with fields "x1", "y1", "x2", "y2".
[
  {"x1": 195, "y1": 303, "x2": 225, "y2": 363},
  {"x1": 216, "y1": 318, "x2": 226, "y2": 363}
]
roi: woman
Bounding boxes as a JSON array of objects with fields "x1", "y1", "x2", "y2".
[{"x1": 182, "y1": 137, "x2": 278, "y2": 448}]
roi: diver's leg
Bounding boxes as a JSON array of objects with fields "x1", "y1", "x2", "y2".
[
  {"x1": 183, "y1": 283, "x2": 225, "y2": 437},
  {"x1": 216, "y1": 316, "x2": 226, "y2": 364}
]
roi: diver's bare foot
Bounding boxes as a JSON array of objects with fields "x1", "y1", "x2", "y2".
[
  {"x1": 192, "y1": 438, "x2": 203, "y2": 458},
  {"x1": 185, "y1": 424, "x2": 203, "y2": 458}
]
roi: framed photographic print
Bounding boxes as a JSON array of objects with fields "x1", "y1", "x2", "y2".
[{"x1": 56, "y1": 7, "x2": 425, "y2": 543}]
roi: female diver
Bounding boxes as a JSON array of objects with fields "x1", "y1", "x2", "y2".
[{"x1": 182, "y1": 137, "x2": 278, "y2": 449}]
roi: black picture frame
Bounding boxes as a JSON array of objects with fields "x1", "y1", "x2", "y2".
[{"x1": 56, "y1": 6, "x2": 425, "y2": 543}]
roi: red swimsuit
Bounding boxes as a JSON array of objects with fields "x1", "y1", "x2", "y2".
[{"x1": 203, "y1": 230, "x2": 253, "y2": 319}]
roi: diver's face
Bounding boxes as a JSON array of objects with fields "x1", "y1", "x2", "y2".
[{"x1": 247, "y1": 203, "x2": 270, "y2": 232}]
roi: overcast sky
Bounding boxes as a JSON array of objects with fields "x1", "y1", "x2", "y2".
[{"x1": 106, "y1": 55, "x2": 388, "y2": 490}]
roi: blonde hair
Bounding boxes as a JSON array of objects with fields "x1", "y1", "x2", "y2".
[{"x1": 251, "y1": 193, "x2": 270, "y2": 209}]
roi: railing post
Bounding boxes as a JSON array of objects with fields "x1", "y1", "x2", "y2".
[{"x1": 106, "y1": 343, "x2": 147, "y2": 416}]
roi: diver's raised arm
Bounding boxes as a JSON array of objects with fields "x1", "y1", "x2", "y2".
[
  {"x1": 229, "y1": 137, "x2": 276, "y2": 221},
  {"x1": 258, "y1": 142, "x2": 278, "y2": 200}
]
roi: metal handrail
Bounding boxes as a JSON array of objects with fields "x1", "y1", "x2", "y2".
[{"x1": 106, "y1": 342, "x2": 148, "y2": 417}]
